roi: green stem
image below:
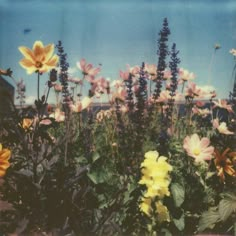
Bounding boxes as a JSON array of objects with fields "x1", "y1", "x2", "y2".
[
  {"x1": 79, "y1": 74, "x2": 86, "y2": 99},
  {"x1": 45, "y1": 87, "x2": 50, "y2": 104},
  {"x1": 37, "y1": 72, "x2": 40, "y2": 101}
]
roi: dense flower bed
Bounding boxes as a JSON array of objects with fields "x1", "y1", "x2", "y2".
[{"x1": 0, "y1": 18, "x2": 235, "y2": 235}]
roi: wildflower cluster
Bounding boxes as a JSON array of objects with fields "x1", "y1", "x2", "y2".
[{"x1": 0, "y1": 18, "x2": 235, "y2": 236}]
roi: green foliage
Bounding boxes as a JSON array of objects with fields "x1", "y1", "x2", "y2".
[
  {"x1": 219, "y1": 192, "x2": 236, "y2": 222},
  {"x1": 198, "y1": 207, "x2": 221, "y2": 232},
  {"x1": 170, "y1": 183, "x2": 185, "y2": 208},
  {"x1": 173, "y1": 213, "x2": 185, "y2": 231}
]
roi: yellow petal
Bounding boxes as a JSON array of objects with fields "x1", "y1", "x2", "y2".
[
  {"x1": 0, "y1": 169, "x2": 6, "y2": 177},
  {"x1": 0, "y1": 149, "x2": 11, "y2": 161},
  {"x1": 0, "y1": 160, "x2": 10, "y2": 169},
  {"x1": 33, "y1": 41, "x2": 45, "y2": 61},
  {"x1": 0, "y1": 144, "x2": 2, "y2": 152},
  {"x1": 19, "y1": 59, "x2": 36, "y2": 74},
  {"x1": 44, "y1": 44, "x2": 54, "y2": 62},
  {"x1": 19, "y1": 58, "x2": 35, "y2": 68},
  {"x1": 224, "y1": 165, "x2": 236, "y2": 176},
  {"x1": 38, "y1": 64, "x2": 50, "y2": 74},
  {"x1": 18, "y1": 46, "x2": 35, "y2": 63},
  {"x1": 26, "y1": 67, "x2": 38, "y2": 75},
  {"x1": 46, "y1": 55, "x2": 59, "y2": 67}
]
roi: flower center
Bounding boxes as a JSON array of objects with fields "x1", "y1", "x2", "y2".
[
  {"x1": 193, "y1": 148, "x2": 201, "y2": 156},
  {"x1": 35, "y1": 61, "x2": 43, "y2": 68}
]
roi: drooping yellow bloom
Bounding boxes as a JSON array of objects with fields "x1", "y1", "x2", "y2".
[
  {"x1": 139, "y1": 152, "x2": 172, "y2": 199},
  {"x1": 19, "y1": 41, "x2": 59, "y2": 74},
  {"x1": 139, "y1": 197, "x2": 152, "y2": 216},
  {"x1": 155, "y1": 201, "x2": 170, "y2": 222},
  {"x1": 139, "y1": 151, "x2": 172, "y2": 223},
  {"x1": 0, "y1": 144, "x2": 11, "y2": 177}
]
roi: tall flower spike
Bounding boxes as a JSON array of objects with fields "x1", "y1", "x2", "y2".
[
  {"x1": 167, "y1": 43, "x2": 180, "y2": 123},
  {"x1": 153, "y1": 18, "x2": 170, "y2": 100},
  {"x1": 56, "y1": 41, "x2": 71, "y2": 105},
  {"x1": 19, "y1": 41, "x2": 58, "y2": 74}
]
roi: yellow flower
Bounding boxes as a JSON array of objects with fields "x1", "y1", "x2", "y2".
[
  {"x1": 140, "y1": 197, "x2": 152, "y2": 216},
  {"x1": 155, "y1": 201, "x2": 170, "y2": 222},
  {"x1": 144, "y1": 178, "x2": 171, "y2": 199},
  {"x1": 19, "y1": 41, "x2": 59, "y2": 74},
  {"x1": 139, "y1": 152, "x2": 172, "y2": 198},
  {"x1": 0, "y1": 144, "x2": 11, "y2": 177}
]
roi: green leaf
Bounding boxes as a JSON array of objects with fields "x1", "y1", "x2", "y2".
[
  {"x1": 219, "y1": 192, "x2": 236, "y2": 222},
  {"x1": 76, "y1": 156, "x2": 87, "y2": 164},
  {"x1": 92, "y1": 152, "x2": 100, "y2": 163},
  {"x1": 205, "y1": 171, "x2": 216, "y2": 180},
  {"x1": 171, "y1": 183, "x2": 185, "y2": 207},
  {"x1": 173, "y1": 213, "x2": 185, "y2": 231},
  {"x1": 87, "y1": 169, "x2": 107, "y2": 184},
  {"x1": 198, "y1": 207, "x2": 220, "y2": 232},
  {"x1": 160, "y1": 228, "x2": 172, "y2": 236}
]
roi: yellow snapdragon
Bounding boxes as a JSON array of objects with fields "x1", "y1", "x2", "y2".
[{"x1": 139, "y1": 151, "x2": 172, "y2": 223}]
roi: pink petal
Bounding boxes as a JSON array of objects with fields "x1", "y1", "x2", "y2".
[
  {"x1": 80, "y1": 58, "x2": 86, "y2": 67},
  {"x1": 200, "y1": 137, "x2": 210, "y2": 149}
]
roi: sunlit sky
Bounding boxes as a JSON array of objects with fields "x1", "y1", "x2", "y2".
[{"x1": 0, "y1": 0, "x2": 236, "y2": 104}]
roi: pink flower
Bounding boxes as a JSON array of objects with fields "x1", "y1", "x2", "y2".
[
  {"x1": 54, "y1": 84, "x2": 62, "y2": 92},
  {"x1": 165, "y1": 82, "x2": 171, "y2": 90},
  {"x1": 91, "y1": 77, "x2": 110, "y2": 97},
  {"x1": 119, "y1": 70, "x2": 130, "y2": 80},
  {"x1": 183, "y1": 133, "x2": 214, "y2": 163},
  {"x1": 157, "y1": 90, "x2": 171, "y2": 103},
  {"x1": 77, "y1": 58, "x2": 101, "y2": 77},
  {"x1": 179, "y1": 68, "x2": 195, "y2": 82},
  {"x1": 68, "y1": 77, "x2": 82, "y2": 85},
  {"x1": 145, "y1": 64, "x2": 157, "y2": 80},
  {"x1": 111, "y1": 80, "x2": 123, "y2": 89},
  {"x1": 120, "y1": 105, "x2": 128, "y2": 113},
  {"x1": 70, "y1": 97, "x2": 92, "y2": 113},
  {"x1": 192, "y1": 107, "x2": 211, "y2": 118},
  {"x1": 213, "y1": 99, "x2": 234, "y2": 113},
  {"x1": 212, "y1": 118, "x2": 234, "y2": 135},
  {"x1": 111, "y1": 87, "x2": 127, "y2": 102},
  {"x1": 39, "y1": 119, "x2": 52, "y2": 125},
  {"x1": 127, "y1": 64, "x2": 140, "y2": 76},
  {"x1": 185, "y1": 82, "x2": 202, "y2": 98},
  {"x1": 155, "y1": 90, "x2": 182, "y2": 103},
  {"x1": 195, "y1": 101, "x2": 205, "y2": 107},
  {"x1": 49, "y1": 108, "x2": 65, "y2": 122},
  {"x1": 163, "y1": 69, "x2": 172, "y2": 80}
]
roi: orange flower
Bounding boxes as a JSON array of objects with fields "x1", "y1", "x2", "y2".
[
  {"x1": 0, "y1": 144, "x2": 11, "y2": 177},
  {"x1": 19, "y1": 41, "x2": 59, "y2": 74},
  {"x1": 214, "y1": 148, "x2": 236, "y2": 182},
  {"x1": 22, "y1": 118, "x2": 34, "y2": 130}
]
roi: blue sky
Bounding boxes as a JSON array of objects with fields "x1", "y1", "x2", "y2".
[{"x1": 0, "y1": 0, "x2": 236, "y2": 104}]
